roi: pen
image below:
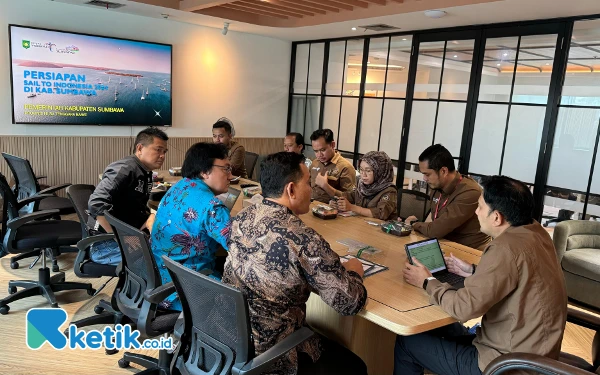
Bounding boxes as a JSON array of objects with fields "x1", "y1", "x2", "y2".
[{"x1": 356, "y1": 246, "x2": 372, "y2": 258}]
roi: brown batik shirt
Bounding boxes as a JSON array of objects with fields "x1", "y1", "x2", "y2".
[{"x1": 222, "y1": 199, "x2": 367, "y2": 375}]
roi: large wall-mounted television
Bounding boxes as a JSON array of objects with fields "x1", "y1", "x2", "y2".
[{"x1": 9, "y1": 25, "x2": 172, "y2": 126}]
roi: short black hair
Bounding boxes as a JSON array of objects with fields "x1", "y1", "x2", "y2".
[
  {"x1": 287, "y1": 132, "x2": 305, "y2": 147},
  {"x1": 310, "y1": 129, "x2": 334, "y2": 144},
  {"x1": 134, "y1": 127, "x2": 168, "y2": 150},
  {"x1": 418, "y1": 144, "x2": 456, "y2": 172},
  {"x1": 181, "y1": 142, "x2": 229, "y2": 179},
  {"x1": 480, "y1": 176, "x2": 534, "y2": 227},
  {"x1": 260, "y1": 152, "x2": 306, "y2": 198},
  {"x1": 213, "y1": 120, "x2": 232, "y2": 135}
]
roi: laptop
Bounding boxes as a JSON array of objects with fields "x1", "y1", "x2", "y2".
[
  {"x1": 216, "y1": 187, "x2": 242, "y2": 211},
  {"x1": 404, "y1": 238, "x2": 465, "y2": 288}
]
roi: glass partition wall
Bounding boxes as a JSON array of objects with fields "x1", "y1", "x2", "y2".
[{"x1": 289, "y1": 17, "x2": 600, "y2": 222}]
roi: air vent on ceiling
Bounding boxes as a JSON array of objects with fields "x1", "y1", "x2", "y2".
[
  {"x1": 359, "y1": 24, "x2": 400, "y2": 32},
  {"x1": 85, "y1": 0, "x2": 125, "y2": 9}
]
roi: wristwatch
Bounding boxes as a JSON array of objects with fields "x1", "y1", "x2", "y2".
[
  {"x1": 472, "y1": 264, "x2": 477, "y2": 275},
  {"x1": 422, "y1": 276, "x2": 436, "y2": 290}
]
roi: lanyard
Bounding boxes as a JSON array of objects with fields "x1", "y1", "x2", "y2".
[{"x1": 433, "y1": 176, "x2": 462, "y2": 220}]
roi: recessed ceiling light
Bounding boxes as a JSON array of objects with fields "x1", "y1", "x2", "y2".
[
  {"x1": 497, "y1": 63, "x2": 501, "y2": 66},
  {"x1": 367, "y1": 61, "x2": 371, "y2": 64},
  {"x1": 424, "y1": 10, "x2": 447, "y2": 18},
  {"x1": 546, "y1": 63, "x2": 550, "y2": 65},
  {"x1": 453, "y1": 55, "x2": 458, "y2": 58},
  {"x1": 503, "y1": 53, "x2": 508, "y2": 56},
  {"x1": 402, "y1": 38, "x2": 407, "y2": 41},
  {"x1": 352, "y1": 27, "x2": 357, "y2": 31}
]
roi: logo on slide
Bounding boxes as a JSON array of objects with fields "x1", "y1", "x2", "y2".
[
  {"x1": 22, "y1": 40, "x2": 30, "y2": 49},
  {"x1": 26, "y1": 308, "x2": 68, "y2": 350}
]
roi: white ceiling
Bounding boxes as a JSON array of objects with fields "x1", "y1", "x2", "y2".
[{"x1": 50, "y1": 0, "x2": 600, "y2": 41}]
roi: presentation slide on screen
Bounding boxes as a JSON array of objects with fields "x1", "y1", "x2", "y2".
[
  {"x1": 407, "y1": 240, "x2": 446, "y2": 273},
  {"x1": 10, "y1": 26, "x2": 172, "y2": 125}
]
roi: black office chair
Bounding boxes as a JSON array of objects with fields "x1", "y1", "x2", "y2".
[
  {"x1": 244, "y1": 152, "x2": 259, "y2": 181},
  {"x1": 162, "y1": 256, "x2": 315, "y2": 375},
  {"x1": 65, "y1": 184, "x2": 122, "y2": 339},
  {"x1": 484, "y1": 307, "x2": 600, "y2": 375},
  {"x1": 399, "y1": 189, "x2": 431, "y2": 222},
  {"x1": 2, "y1": 152, "x2": 75, "y2": 216},
  {"x1": 0, "y1": 173, "x2": 93, "y2": 314},
  {"x1": 105, "y1": 213, "x2": 179, "y2": 374},
  {"x1": 3, "y1": 152, "x2": 77, "y2": 270}
]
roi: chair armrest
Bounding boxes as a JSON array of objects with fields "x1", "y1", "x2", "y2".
[
  {"x1": 17, "y1": 194, "x2": 55, "y2": 209},
  {"x1": 7, "y1": 209, "x2": 60, "y2": 229},
  {"x1": 484, "y1": 353, "x2": 592, "y2": 375},
  {"x1": 144, "y1": 282, "x2": 176, "y2": 304},
  {"x1": 38, "y1": 183, "x2": 71, "y2": 195},
  {"x1": 76, "y1": 234, "x2": 115, "y2": 252},
  {"x1": 567, "y1": 307, "x2": 600, "y2": 331},
  {"x1": 74, "y1": 234, "x2": 116, "y2": 278},
  {"x1": 232, "y1": 327, "x2": 315, "y2": 375}
]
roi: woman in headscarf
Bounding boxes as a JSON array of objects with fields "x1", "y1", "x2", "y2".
[{"x1": 315, "y1": 151, "x2": 397, "y2": 220}]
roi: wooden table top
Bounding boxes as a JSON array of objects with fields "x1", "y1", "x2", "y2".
[{"x1": 150, "y1": 176, "x2": 482, "y2": 335}]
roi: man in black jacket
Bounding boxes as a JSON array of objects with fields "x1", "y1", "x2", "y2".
[{"x1": 88, "y1": 127, "x2": 169, "y2": 265}]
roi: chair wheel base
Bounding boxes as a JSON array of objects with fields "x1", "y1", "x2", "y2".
[
  {"x1": 118, "y1": 359, "x2": 130, "y2": 368},
  {"x1": 8, "y1": 286, "x2": 17, "y2": 295},
  {"x1": 87, "y1": 288, "x2": 96, "y2": 296},
  {"x1": 10, "y1": 262, "x2": 19, "y2": 270},
  {"x1": 52, "y1": 265, "x2": 60, "y2": 272},
  {"x1": 105, "y1": 348, "x2": 119, "y2": 355},
  {"x1": 51, "y1": 303, "x2": 59, "y2": 308},
  {"x1": 94, "y1": 306, "x2": 105, "y2": 314},
  {"x1": 0, "y1": 306, "x2": 9, "y2": 315}
]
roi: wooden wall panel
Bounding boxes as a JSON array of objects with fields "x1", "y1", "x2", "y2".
[{"x1": 0, "y1": 136, "x2": 283, "y2": 196}]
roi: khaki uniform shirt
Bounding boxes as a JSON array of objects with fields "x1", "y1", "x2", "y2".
[
  {"x1": 228, "y1": 141, "x2": 247, "y2": 178},
  {"x1": 413, "y1": 173, "x2": 491, "y2": 250},
  {"x1": 427, "y1": 221, "x2": 567, "y2": 372},
  {"x1": 336, "y1": 186, "x2": 398, "y2": 220},
  {"x1": 310, "y1": 152, "x2": 356, "y2": 203}
]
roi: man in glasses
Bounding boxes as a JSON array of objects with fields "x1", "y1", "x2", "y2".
[
  {"x1": 150, "y1": 142, "x2": 233, "y2": 310},
  {"x1": 309, "y1": 129, "x2": 356, "y2": 203},
  {"x1": 88, "y1": 127, "x2": 169, "y2": 265}
]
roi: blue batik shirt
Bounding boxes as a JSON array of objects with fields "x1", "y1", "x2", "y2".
[{"x1": 150, "y1": 177, "x2": 231, "y2": 310}]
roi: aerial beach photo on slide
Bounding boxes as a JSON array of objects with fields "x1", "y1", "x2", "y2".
[{"x1": 10, "y1": 25, "x2": 172, "y2": 126}]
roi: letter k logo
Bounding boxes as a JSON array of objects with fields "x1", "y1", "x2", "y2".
[{"x1": 26, "y1": 308, "x2": 68, "y2": 350}]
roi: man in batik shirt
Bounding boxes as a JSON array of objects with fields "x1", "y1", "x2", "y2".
[{"x1": 223, "y1": 152, "x2": 368, "y2": 375}]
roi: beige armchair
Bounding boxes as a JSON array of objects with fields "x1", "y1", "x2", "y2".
[{"x1": 554, "y1": 221, "x2": 600, "y2": 309}]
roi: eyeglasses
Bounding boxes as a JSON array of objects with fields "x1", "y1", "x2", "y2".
[
  {"x1": 359, "y1": 168, "x2": 374, "y2": 175},
  {"x1": 213, "y1": 165, "x2": 233, "y2": 174}
]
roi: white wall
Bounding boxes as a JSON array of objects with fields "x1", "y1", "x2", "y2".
[{"x1": 0, "y1": 0, "x2": 291, "y2": 137}]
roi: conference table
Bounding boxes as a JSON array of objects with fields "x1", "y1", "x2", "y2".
[{"x1": 148, "y1": 172, "x2": 482, "y2": 374}]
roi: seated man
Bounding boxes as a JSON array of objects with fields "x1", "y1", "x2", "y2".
[
  {"x1": 398, "y1": 175, "x2": 567, "y2": 375},
  {"x1": 316, "y1": 151, "x2": 398, "y2": 220},
  {"x1": 403, "y1": 144, "x2": 490, "y2": 250},
  {"x1": 150, "y1": 142, "x2": 232, "y2": 311},
  {"x1": 212, "y1": 117, "x2": 247, "y2": 178},
  {"x1": 222, "y1": 152, "x2": 368, "y2": 375},
  {"x1": 88, "y1": 127, "x2": 168, "y2": 265},
  {"x1": 309, "y1": 129, "x2": 356, "y2": 203},
  {"x1": 284, "y1": 132, "x2": 312, "y2": 168}
]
